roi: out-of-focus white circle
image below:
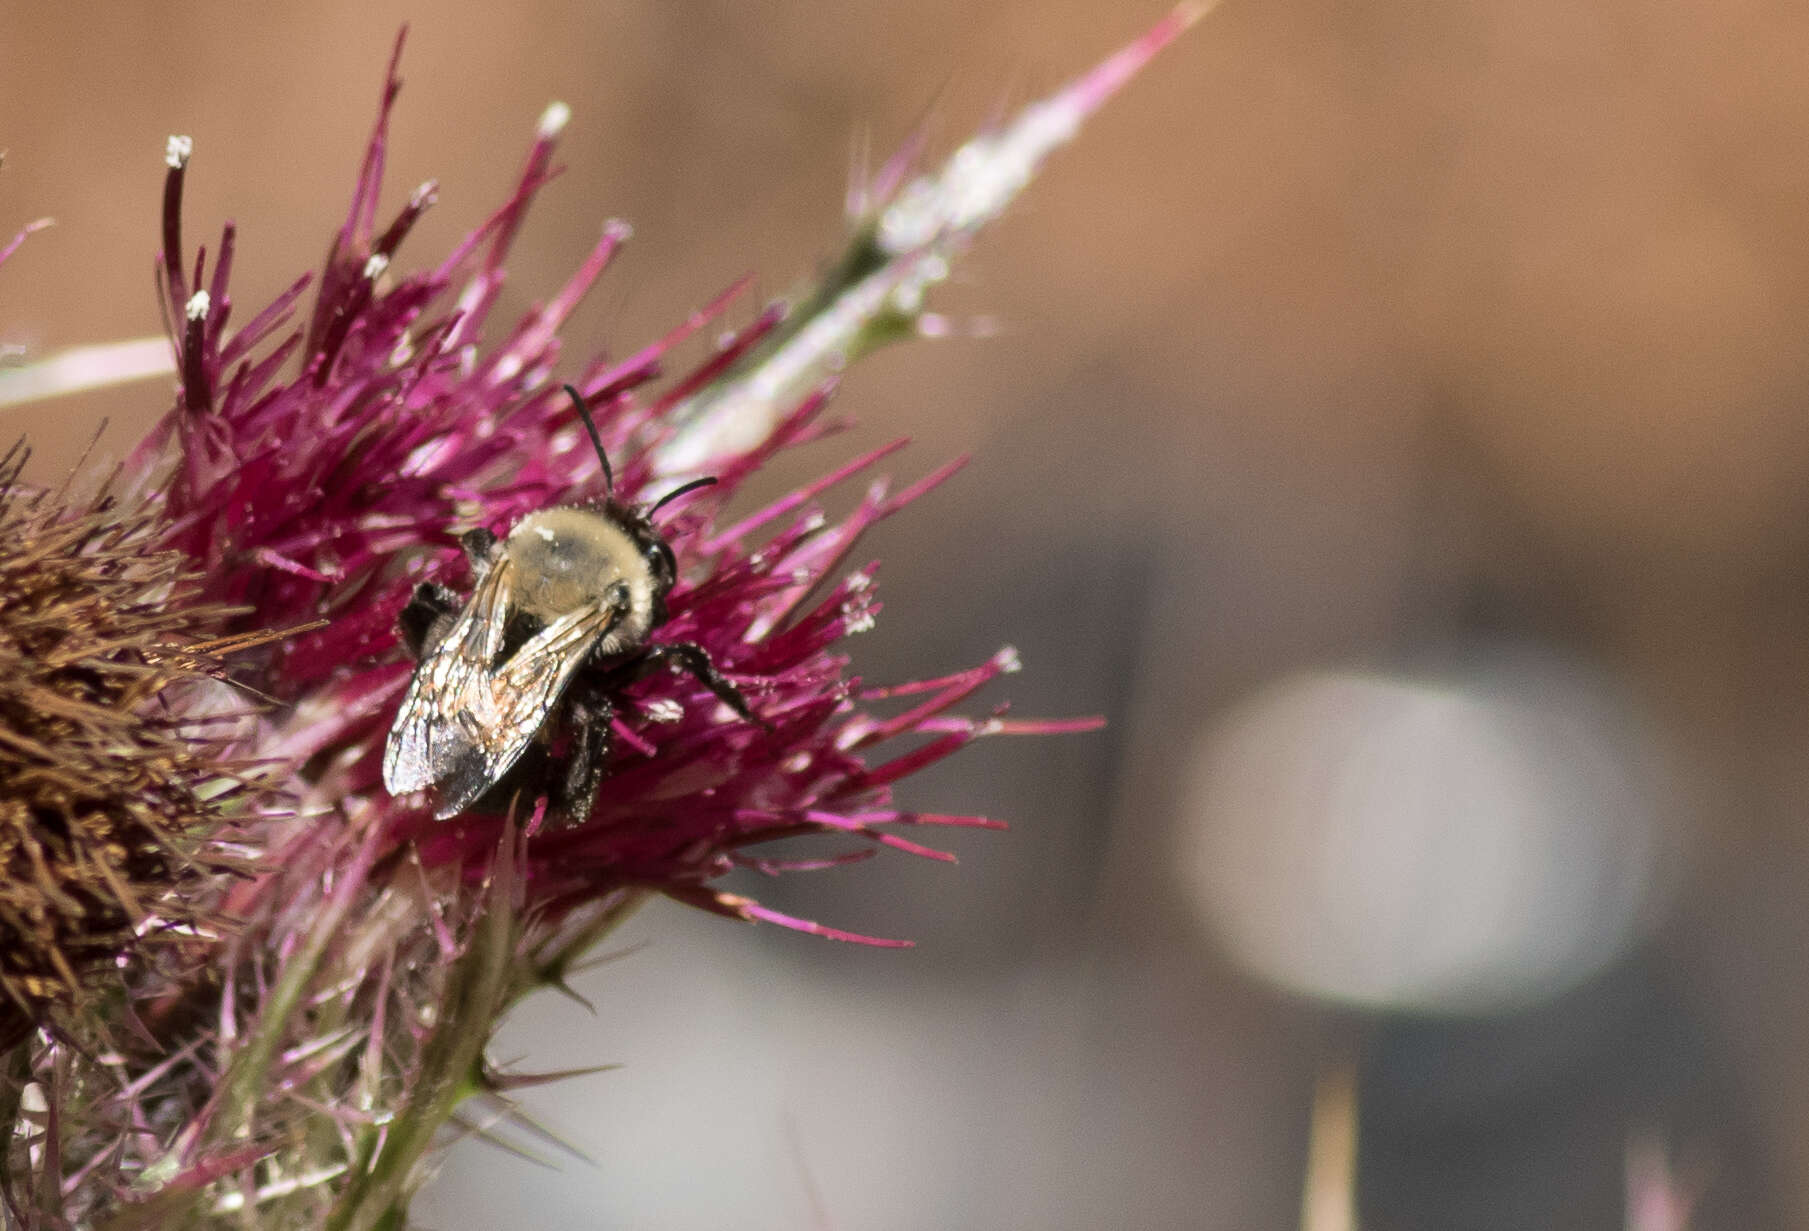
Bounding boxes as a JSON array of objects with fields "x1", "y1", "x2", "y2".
[{"x1": 1177, "y1": 651, "x2": 1676, "y2": 1014}]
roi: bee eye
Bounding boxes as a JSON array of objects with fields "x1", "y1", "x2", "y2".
[{"x1": 655, "y1": 542, "x2": 677, "y2": 581}]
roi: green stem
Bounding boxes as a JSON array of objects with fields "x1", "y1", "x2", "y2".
[
  {"x1": 0, "y1": 1040, "x2": 28, "y2": 1188},
  {"x1": 212, "y1": 826, "x2": 383, "y2": 1145},
  {"x1": 759, "y1": 227, "x2": 890, "y2": 358},
  {"x1": 669, "y1": 225, "x2": 889, "y2": 422},
  {"x1": 517, "y1": 887, "x2": 649, "y2": 1007},
  {"x1": 329, "y1": 884, "x2": 650, "y2": 1230},
  {"x1": 326, "y1": 875, "x2": 515, "y2": 1231}
]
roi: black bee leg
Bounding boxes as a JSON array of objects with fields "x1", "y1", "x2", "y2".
[
  {"x1": 460, "y1": 527, "x2": 499, "y2": 577},
  {"x1": 556, "y1": 687, "x2": 614, "y2": 826},
  {"x1": 630, "y1": 642, "x2": 770, "y2": 730},
  {"x1": 399, "y1": 582, "x2": 461, "y2": 658}
]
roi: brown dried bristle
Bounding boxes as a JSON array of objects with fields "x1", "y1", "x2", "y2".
[{"x1": 0, "y1": 445, "x2": 269, "y2": 1047}]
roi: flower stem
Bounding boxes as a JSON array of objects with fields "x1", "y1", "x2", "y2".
[
  {"x1": 517, "y1": 887, "x2": 649, "y2": 1007},
  {"x1": 326, "y1": 849, "x2": 518, "y2": 1231},
  {"x1": 0, "y1": 1040, "x2": 27, "y2": 1178},
  {"x1": 212, "y1": 824, "x2": 383, "y2": 1145}
]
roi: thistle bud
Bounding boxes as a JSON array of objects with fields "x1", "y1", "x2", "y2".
[{"x1": 0, "y1": 457, "x2": 254, "y2": 1044}]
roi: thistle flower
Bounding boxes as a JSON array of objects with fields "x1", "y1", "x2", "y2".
[
  {"x1": 0, "y1": 11, "x2": 1195, "y2": 1226},
  {"x1": 130, "y1": 27, "x2": 1128, "y2": 946}
]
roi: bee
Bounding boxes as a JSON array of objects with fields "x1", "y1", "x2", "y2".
[{"x1": 382, "y1": 384, "x2": 760, "y2": 822}]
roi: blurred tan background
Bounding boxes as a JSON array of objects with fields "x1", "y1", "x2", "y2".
[{"x1": 8, "y1": 0, "x2": 1809, "y2": 1227}]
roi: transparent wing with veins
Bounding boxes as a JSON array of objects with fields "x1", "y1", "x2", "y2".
[{"x1": 382, "y1": 558, "x2": 623, "y2": 818}]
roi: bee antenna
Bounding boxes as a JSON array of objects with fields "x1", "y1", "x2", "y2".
[
  {"x1": 649, "y1": 475, "x2": 719, "y2": 517},
  {"x1": 563, "y1": 383, "x2": 613, "y2": 494}
]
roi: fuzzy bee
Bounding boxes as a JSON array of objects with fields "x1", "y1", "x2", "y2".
[{"x1": 382, "y1": 385, "x2": 759, "y2": 822}]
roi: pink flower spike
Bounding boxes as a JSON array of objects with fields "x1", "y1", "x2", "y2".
[
  {"x1": 1066, "y1": 2, "x2": 1216, "y2": 117},
  {"x1": 680, "y1": 889, "x2": 916, "y2": 948},
  {"x1": 0, "y1": 215, "x2": 51, "y2": 269},
  {"x1": 0, "y1": 337, "x2": 173, "y2": 411},
  {"x1": 658, "y1": 5, "x2": 1210, "y2": 470}
]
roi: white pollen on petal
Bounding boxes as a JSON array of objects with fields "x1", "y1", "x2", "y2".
[
  {"x1": 362, "y1": 253, "x2": 390, "y2": 281},
  {"x1": 165, "y1": 134, "x2": 193, "y2": 168},
  {"x1": 645, "y1": 699, "x2": 685, "y2": 723},
  {"x1": 184, "y1": 290, "x2": 210, "y2": 321},
  {"x1": 538, "y1": 101, "x2": 572, "y2": 139},
  {"x1": 996, "y1": 645, "x2": 1022, "y2": 674}
]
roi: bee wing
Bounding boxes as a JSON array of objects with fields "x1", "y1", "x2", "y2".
[
  {"x1": 383, "y1": 559, "x2": 627, "y2": 819},
  {"x1": 383, "y1": 558, "x2": 517, "y2": 799},
  {"x1": 431, "y1": 602, "x2": 622, "y2": 817}
]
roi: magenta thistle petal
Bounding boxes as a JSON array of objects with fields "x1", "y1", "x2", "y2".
[
  {"x1": 670, "y1": 886, "x2": 917, "y2": 948},
  {"x1": 0, "y1": 215, "x2": 51, "y2": 270}
]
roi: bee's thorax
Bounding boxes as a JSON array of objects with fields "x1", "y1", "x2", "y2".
[{"x1": 503, "y1": 507, "x2": 660, "y2": 646}]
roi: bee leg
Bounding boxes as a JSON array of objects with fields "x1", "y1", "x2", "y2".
[
  {"x1": 399, "y1": 582, "x2": 461, "y2": 658},
  {"x1": 630, "y1": 643, "x2": 771, "y2": 731},
  {"x1": 460, "y1": 527, "x2": 499, "y2": 578},
  {"x1": 556, "y1": 687, "x2": 614, "y2": 825}
]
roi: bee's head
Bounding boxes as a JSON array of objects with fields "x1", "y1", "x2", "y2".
[
  {"x1": 559, "y1": 384, "x2": 714, "y2": 617},
  {"x1": 602, "y1": 500, "x2": 678, "y2": 588}
]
